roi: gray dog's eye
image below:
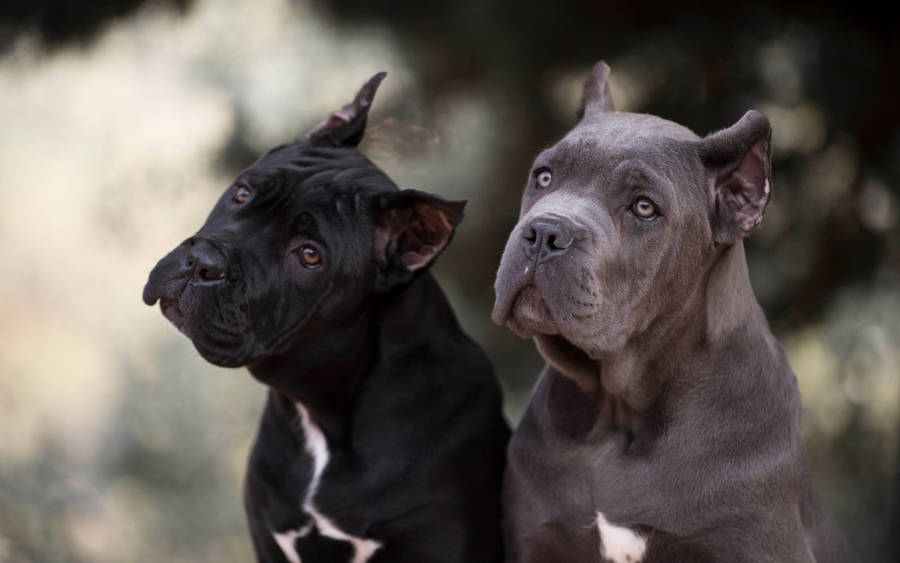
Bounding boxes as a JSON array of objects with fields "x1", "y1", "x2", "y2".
[
  {"x1": 535, "y1": 170, "x2": 552, "y2": 189},
  {"x1": 632, "y1": 197, "x2": 658, "y2": 220},
  {"x1": 234, "y1": 184, "x2": 252, "y2": 203}
]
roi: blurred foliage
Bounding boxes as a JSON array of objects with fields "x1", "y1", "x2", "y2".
[{"x1": 0, "y1": 0, "x2": 897, "y2": 561}]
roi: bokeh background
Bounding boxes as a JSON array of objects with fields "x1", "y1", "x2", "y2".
[{"x1": 0, "y1": 0, "x2": 898, "y2": 561}]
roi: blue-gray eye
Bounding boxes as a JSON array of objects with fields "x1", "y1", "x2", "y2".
[
  {"x1": 536, "y1": 170, "x2": 552, "y2": 189},
  {"x1": 632, "y1": 197, "x2": 657, "y2": 219},
  {"x1": 234, "y1": 185, "x2": 251, "y2": 203}
]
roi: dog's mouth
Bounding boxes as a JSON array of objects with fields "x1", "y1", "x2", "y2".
[
  {"x1": 143, "y1": 270, "x2": 192, "y2": 338},
  {"x1": 156, "y1": 288, "x2": 254, "y2": 367},
  {"x1": 505, "y1": 284, "x2": 561, "y2": 338},
  {"x1": 160, "y1": 297, "x2": 190, "y2": 337}
]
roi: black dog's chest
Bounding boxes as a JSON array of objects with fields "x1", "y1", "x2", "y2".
[
  {"x1": 265, "y1": 403, "x2": 383, "y2": 563},
  {"x1": 274, "y1": 518, "x2": 356, "y2": 563},
  {"x1": 295, "y1": 533, "x2": 355, "y2": 562},
  {"x1": 270, "y1": 490, "x2": 383, "y2": 563},
  {"x1": 275, "y1": 521, "x2": 376, "y2": 563}
]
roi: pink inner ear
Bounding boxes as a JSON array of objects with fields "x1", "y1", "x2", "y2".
[
  {"x1": 376, "y1": 202, "x2": 457, "y2": 272},
  {"x1": 718, "y1": 136, "x2": 771, "y2": 234},
  {"x1": 401, "y1": 245, "x2": 437, "y2": 270},
  {"x1": 304, "y1": 112, "x2": 352, "y2": 140},
  {"x1": 398, "y1": 204, "x2": 454, "y2": 271}
]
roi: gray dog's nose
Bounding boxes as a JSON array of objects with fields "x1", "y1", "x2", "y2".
[
  {"x1": 188, "y1": 240, "x2": 227, "y2": 282},
  {"x1": 522, "y1": 217, "x2": 574, "y2": 260}
]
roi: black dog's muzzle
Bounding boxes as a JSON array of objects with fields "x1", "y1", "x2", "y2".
[{"x1": 142, "y1": 237, "x2": 235, "y2": 306}]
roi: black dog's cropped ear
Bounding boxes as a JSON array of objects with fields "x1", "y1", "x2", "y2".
[
  {"x1": 304, "y1": 72, "x2": 387, "y2": 147},
  {"x1": 577, "y1": 60, "x2": 616, "y2": 121},
  {"x1": 373, "y1": 190, "x2": 466, "y2": 288},
  {"x1": 700, "y1": 110, "x2": 773, "y2": 244}
]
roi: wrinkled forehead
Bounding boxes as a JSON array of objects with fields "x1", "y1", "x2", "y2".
[
  {"x1": 576, "y1": 112, "x2": 700, "y2": 145},
  {"x1": 238, "y1": 141, "x2": 397, "y2": 197},
  {"x1": 536, "y1": 113, "x2": 704, "y2": 187}
]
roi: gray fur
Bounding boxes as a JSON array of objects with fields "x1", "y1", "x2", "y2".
[{"x1": 493, "y1": 60, "x2": 856, "y2": 562}]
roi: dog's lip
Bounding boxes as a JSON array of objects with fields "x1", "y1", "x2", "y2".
[
  {"x1": 142, "y1": 278, "x2": 178, "y2": 306},
  {"x1": 491, "y1": 289, "x2": 520, "y2": 326},
  {"x1": 491, "y1": 297, "x2": 512, "y2": 326},
  {"x1": 142, "y1": 282, "x2": 161, "y2": 306},
  {"x1": 160, "y1": 297, "x2": 190, "y2": 336},
  {"x1": 492, "y1": 271, "x2": 531, "y2": 325},
  {"x1": 143, "y1": 272, "x2": 192, "y2": 336},
  {"x1": 143, "y1": 270, "x2": 191, "y2": 306},
  {"x1": 493, "y1": 281, "x2": 561, "y2": 338},
  {"x1": 506, "y1": 285, "x2": 560, "y2": 337}
]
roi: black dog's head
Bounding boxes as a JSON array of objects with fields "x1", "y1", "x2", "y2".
[
  {"x1": 492, "y1": 61, "x2": 772, "y2": 385},
  {"x1": 143, "y1": 73, "x2": 464, "y2": 367}
]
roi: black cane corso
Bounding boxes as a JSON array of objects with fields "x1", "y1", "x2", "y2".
[
  {"x1": 143, "y1": 73, "x2": 509, "y2": 563},
  {"x1": 492, "y1": 61, "x2": 856, "y2": 562}
]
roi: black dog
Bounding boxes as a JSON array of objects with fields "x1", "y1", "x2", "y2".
[
  {"x1": 143, "y1": 73, "x2": 509, "y2": 563},
  {"x1": 492, "y1": 62, "x2": 855, "y2": 562}
]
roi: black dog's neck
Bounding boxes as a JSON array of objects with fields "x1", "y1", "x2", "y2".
[
  {"x1": 248, "y1": 272, "x2": 455, "y2": 445},
  {"x1": 248, "y1": 310, "x2": 374, "y2": 442}
]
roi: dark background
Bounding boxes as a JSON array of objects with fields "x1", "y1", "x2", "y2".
[{"x1": 0, "y1": 1, "x2": 897, "y2": 561}]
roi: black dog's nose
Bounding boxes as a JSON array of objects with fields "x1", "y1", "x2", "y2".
[
  {"x1": 188, "y1": 240, "x2": 227, "y2": 282},
  {"x1": 522, "y1": 217, "x2": 575, "y2": 260}
]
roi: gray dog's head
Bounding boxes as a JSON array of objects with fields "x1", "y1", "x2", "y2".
[{"x1": 492, "y1": 61, "x2": 772, "y2": 388}]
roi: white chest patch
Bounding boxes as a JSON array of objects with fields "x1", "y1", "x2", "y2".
[
  {"x1": 271, "y1": 403, "x2": 382, "y2": 563},
  {"x1": 596, "y1": 512, "x2": 646, "y2": 563},
  {"x1": 272, "y1": 526, "x2": 310, "y2": 563}
]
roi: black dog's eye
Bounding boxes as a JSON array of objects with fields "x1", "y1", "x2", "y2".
[
  {"x1": 534, "y1": 169, "x2": 552, "y2": 189},
  {"x1": 631, "y1": 197, "x2": 658, "y2": 220},
  {"x1": 298, "y1": 246, "x2": 322, "y2": 268},
  {"x1": 234, "y1": 184, "x2": 252, "y2": 203}
]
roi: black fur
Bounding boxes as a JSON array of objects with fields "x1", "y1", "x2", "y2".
[{"x1": 144, "y1": 74, "x2": 508, "y2": 562}]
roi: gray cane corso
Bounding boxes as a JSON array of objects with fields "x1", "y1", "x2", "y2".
[
  {"x1": 143, "y1": 73, "x2": 508, "y2": 563},
  {"x1": 492, "y1": 61, "x2": 856, "y2": 562}
]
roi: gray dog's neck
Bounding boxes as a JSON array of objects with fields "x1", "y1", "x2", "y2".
[
  {"x1": 704, "y1": 240, "x2": 765, "y2": 338},
  {"x1": 539, "y1": 240, "x2": 774, "y2": 417}
]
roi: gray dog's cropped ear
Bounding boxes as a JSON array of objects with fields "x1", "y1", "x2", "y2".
[
  {"x1": 373, "y1": 190, "x2": 466, "y2": 288},
  {"x1": 304, "y1": 72, "x2": 387, "y2": 147},
  {"x1": 700, "y1": 110, "x2": 773, "y2": 244},
  {"x1": 577, "y1": 61, "x2": 616, "y2": 120}
]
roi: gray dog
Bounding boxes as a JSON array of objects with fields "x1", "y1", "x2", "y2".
[{"x1": 492, "y1": 61, "x2": 856, "y2": 562}]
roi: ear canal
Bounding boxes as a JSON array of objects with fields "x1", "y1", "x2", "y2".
[
  {"x1": 577, "y1": 60, "x2": 616, "y2": 120},
  {"x1": 374, "y1": 190, "x2": 466, "y2": 288},
  {"x1": 700, "y1": 110, "x2": 773, "y2": 244},
  {"x1": 303, "y1": 71, "x2": 387, "y2": 147}
]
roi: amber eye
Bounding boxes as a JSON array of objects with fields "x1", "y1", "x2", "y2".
[
  {"x1": 632, "y1": 197, "x2": 658, "y2": 220},
  {"x1": 299, "y1": 246, "x2": 322, "y2": 267},
  {"x1": 535, "y1": 169, "x2": 552, "y2": 189},
  {"x1": 234, "y1": 184, "x2": 251, "y2": 203}
]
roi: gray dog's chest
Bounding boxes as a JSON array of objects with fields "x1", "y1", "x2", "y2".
[
  {"x1": 507, "y1": 374, "x2": 655, "y2": 562},
  {"x1": 508, "y1": 430, "x2": 651, "y2": 563}
]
